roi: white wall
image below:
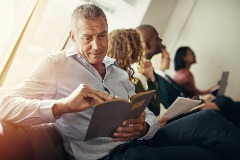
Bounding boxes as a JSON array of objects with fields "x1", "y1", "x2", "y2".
[
  {"x1": 161, "y1": 0, "x2": 240, "y2": 100},
  {"x1": 140, "y1": 0, "x2": 177, "y2": 35},
  {"x1": 105, "y1": 0, "x2": 151, "y2": 31}
]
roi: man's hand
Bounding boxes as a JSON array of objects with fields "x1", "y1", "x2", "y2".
[
  {"x1": 52, "y1": 84, "x2": 113, "y2": 119},
  {"x1": 200, "y1": 102, "x2": 220, "y2": 110},
  {"x1": 200, "y1": 93, "x2": 216, "y2": 102},
  {"x1": 158, "y1": 116, "x2": 170, "y2": 127},
  {"x1": 111, "y1": 111, "x2": 148, "y2": 141}
]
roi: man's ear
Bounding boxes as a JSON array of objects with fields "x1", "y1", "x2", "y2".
[
  {"x1": 70, "y1": 30, "x2": 76, "y2": 42},
  {"x1": 144, "y1": 41, "x2": 153, "y2": 55},
  {"x1": 145, "y1": 41, "x2": 151, "y2": 50}
]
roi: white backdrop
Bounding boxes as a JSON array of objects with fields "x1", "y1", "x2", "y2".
[{"x1": 152, "y1": 0, "x2": 240, "y2": 100}]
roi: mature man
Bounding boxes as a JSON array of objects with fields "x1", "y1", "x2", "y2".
[{"x1": 1, "y1": 4, "x2": 240, "y2": 160}]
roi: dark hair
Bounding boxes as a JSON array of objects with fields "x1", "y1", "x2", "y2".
[{"x1": 174, "y1": 46, "x2": 190, "y2": 71}]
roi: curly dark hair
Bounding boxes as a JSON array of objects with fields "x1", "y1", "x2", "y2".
[{"x1": 107, "y1": 29, "x2": 145, "y2": 82}]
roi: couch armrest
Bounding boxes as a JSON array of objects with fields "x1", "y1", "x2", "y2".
[
  {"x1": 0, "y1": 121, "x2": 69, "y2": 160},
  {"x1": 0, "y1": 121, "x2": 34, "y2": 160}
]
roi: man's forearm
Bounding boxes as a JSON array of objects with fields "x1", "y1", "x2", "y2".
[{"x1": 0, "y1": 96, "x2": 56, "y2": 125}]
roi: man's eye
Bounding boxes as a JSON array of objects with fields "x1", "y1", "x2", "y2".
[
  {"x1": 99, "y1": 34, "x2": 106, "y2": 38},
  {"x1": 82, "y1": 37, "x2": 92, "y2": 43},
  {"x1": 84, "y1": 37, "x2": 90, "y2": 41}
]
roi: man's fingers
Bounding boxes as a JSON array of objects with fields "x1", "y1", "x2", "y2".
[
  {"x1": 65, "y1": 84, "x2": 114, "y2": 112},
  {"x1": 159, "y1": 116, "x2": 170, "y2": 127},
  {"x1": 159, "y1": 116, "x2": 170, "y2": 122},
  {"x1": 80, "y1": 84, "x2": 113, "y2": 103},
  {"x1": 111, "y1": 130, "x2": 140, "y2": 141},
  {"x1": 85, "y1": 91, "x2": 108, "y2": 104},
  {"x1": 122, "y1": 111, "x2": 146, "y2": 126}
]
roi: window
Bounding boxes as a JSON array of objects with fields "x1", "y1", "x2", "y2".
[
  {"x1": 0, "y1": 0, "x2": 81, "y2": 87},
  {"x1": 0, "y1": 0, "x2": 150, "y2": 88},
  {"x1": 0, "y1": 0, "x2": 38, "y2": 84}
]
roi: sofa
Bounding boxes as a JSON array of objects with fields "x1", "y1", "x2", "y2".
[
  {"x1": 0, "y1": 121, "x2": 69, "y2": 160},
  {"x1": 0, "y1": 120, "x2": 223, "y2": 160}
]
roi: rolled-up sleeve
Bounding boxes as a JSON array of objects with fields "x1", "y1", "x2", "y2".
[{"x1": 0, "y1": 56, "x2": 57, "y2": 125}]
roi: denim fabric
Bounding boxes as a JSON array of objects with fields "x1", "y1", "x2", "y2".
[
  {"x1": 213, "y1": 96, "x2": 240, "y2": 127},
  {"x1": 103, "y1": 109, "x2": 240, "y2": 160}
]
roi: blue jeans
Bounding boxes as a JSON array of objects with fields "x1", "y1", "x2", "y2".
[{"x1": 103, "y1": 109, "x2": 240, "y2": 160}]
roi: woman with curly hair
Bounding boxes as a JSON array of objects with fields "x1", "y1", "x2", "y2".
[{"x1": 107, "y1": 29, "x2": 161, "y2": 116}]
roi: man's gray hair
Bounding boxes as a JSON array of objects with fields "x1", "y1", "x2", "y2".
[{"x1": 71, "y1": 4, "x2": 108, "y2": 32}]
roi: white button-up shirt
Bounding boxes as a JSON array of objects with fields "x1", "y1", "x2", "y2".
[{"x1": 0, "y1": 49, "x2": 159, "y2": 160}]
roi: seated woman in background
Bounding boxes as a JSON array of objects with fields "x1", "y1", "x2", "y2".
[
  {"x1": 173, "y1": 46, "x2": 240, "y2": 127},
  {"x1": 107, "y1": 29, "x2": 161, "y2": 116},
  {"x1": 173, "y1": 46, "x2": 216, "y2": 98},
  {"x1": 151, "y1": 46, "x2": 219, "y2": 110},
  {"x1": 151, "y1": 46, "x2": 186, "y2": 109}
]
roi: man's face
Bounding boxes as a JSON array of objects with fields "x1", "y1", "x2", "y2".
[
  {"x1": 146, "y1": 28, "x2": 164, "y2": 59},
  {"x1": 70, "y1": 16, "x2": 108, "y2": 66}
]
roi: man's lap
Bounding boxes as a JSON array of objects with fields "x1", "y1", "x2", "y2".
[
  {"x1": 121, "y1": 145, "x2": 220, "y2": 160},
  {"x1": 103, "y1": 109, "x2": 240, "y2": 160}
]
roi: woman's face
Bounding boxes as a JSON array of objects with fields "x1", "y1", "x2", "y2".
[{"x1": 183, "y1": 49, "x2": 196, "y2": 64}]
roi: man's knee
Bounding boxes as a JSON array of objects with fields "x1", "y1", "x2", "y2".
[{"x1": 213, "y1": 96, "x2": 235, "y2": 110}]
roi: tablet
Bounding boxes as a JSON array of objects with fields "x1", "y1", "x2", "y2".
[{"x1": 217, "y1": 71, "x2": 229, "y2": 96}]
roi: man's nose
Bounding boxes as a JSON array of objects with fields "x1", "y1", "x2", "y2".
[{"x1": 92, "y1": 38, "x2": 100, "y2": 50}]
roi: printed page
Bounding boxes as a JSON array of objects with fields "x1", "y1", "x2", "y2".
[{"x1": 161, "y1": 97, "x2": 201, "y2": 119}]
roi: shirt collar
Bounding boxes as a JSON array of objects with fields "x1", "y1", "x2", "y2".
[
  {"x1": 65, "y1": 48, "x2": 117, "y2": 67},
  {"x1": 103, "y1": 56, "x2": 117, "y2": 66},
  {"x1": 65, "y1": 47, "x2": 78, "y2": 57}
]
